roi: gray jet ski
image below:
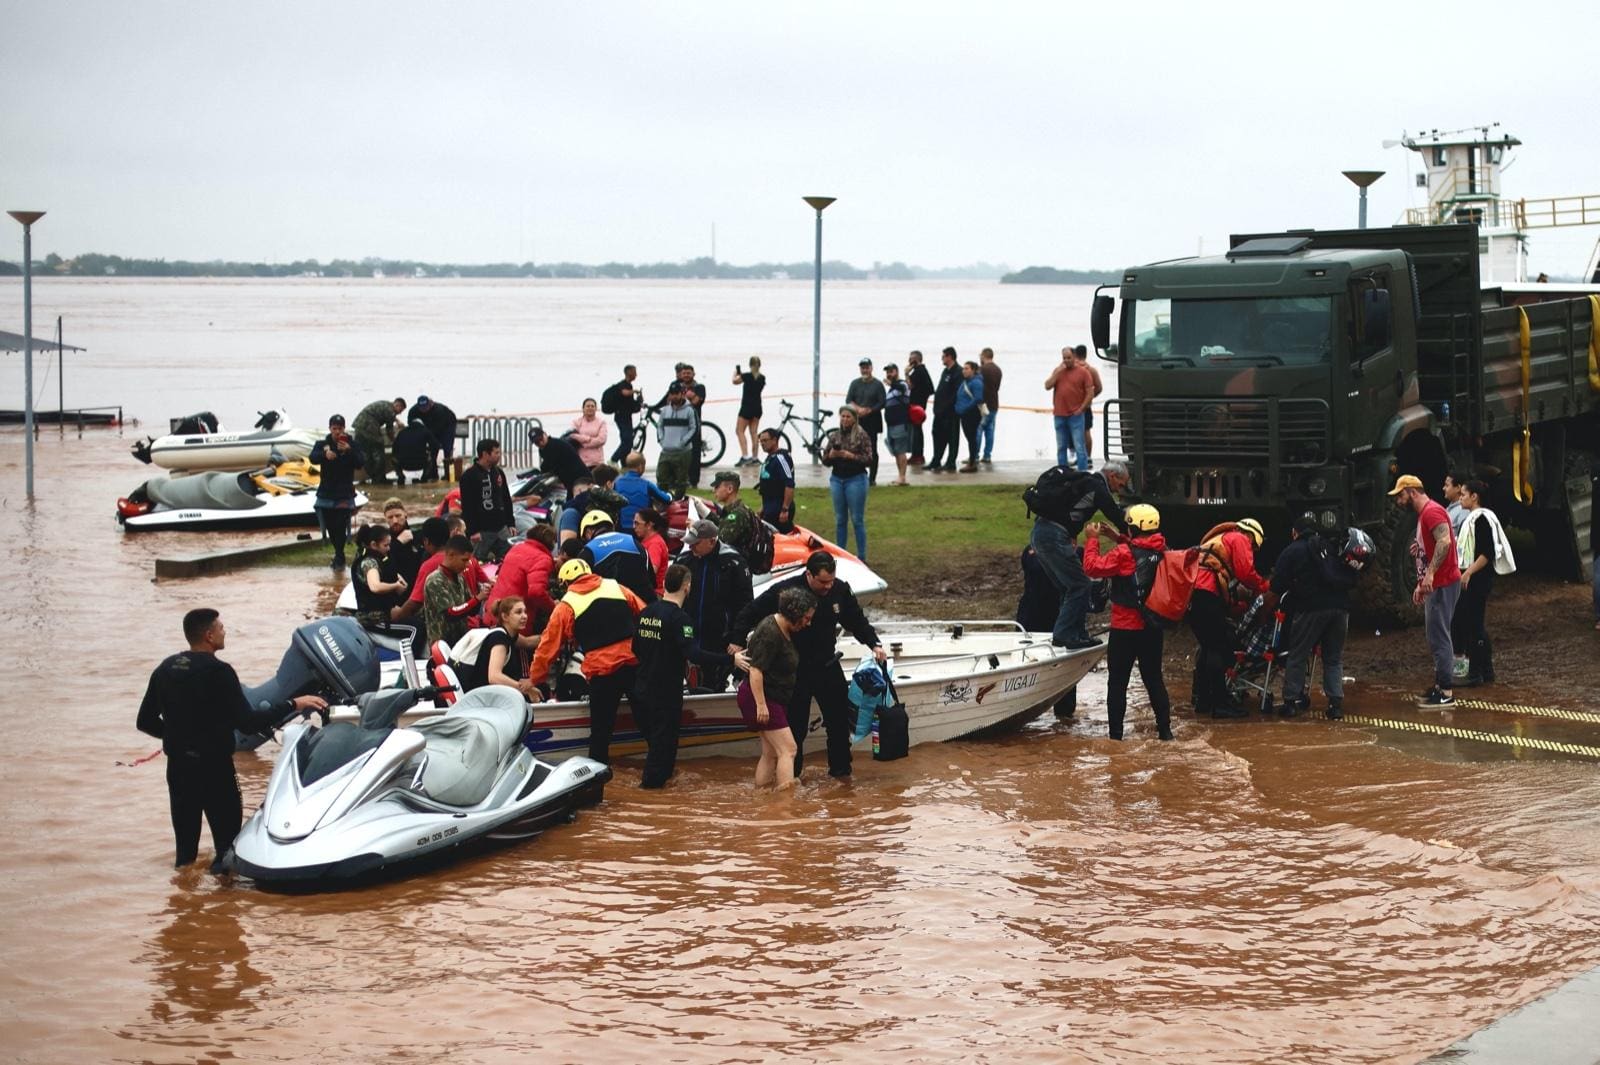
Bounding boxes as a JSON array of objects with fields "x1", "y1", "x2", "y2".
[{"x1": 230, "y1": 685, "x2": 609, "y2": 888}]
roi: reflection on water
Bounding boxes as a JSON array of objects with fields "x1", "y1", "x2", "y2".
[{"x1": 1, "y1": 282, "x2": 1599, "y2": 1062}]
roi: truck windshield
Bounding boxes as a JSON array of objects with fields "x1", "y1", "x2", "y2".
[{"x1": 1129, "y1": 296, "x2": 1333, "y2": 366}]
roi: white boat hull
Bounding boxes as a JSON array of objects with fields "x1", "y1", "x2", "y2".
[
  {"x1": 147, "y1": 427, "x2": 322, "y2": 471},
  {"x1": 120, "y1": 490, "x2": 368, "y2": 532},
  {"x1": 339, "y1": 629, "x2": 1101, "y2": 763}
]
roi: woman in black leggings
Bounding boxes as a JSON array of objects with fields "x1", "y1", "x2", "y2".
[{"x1": 1081, "y1": 506, "x2": 1173, "y2": 741}]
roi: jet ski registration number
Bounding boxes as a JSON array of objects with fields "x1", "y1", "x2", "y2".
[{"x1": 418, "y1": 825, "x2": 460, "y2": 847}]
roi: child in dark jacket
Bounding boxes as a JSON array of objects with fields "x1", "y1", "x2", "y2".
[{"x1": 1082, "y1": 504, "x2": 1173, "y2": 741}]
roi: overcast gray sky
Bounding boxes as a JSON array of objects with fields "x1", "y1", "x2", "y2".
[{"x1": 4, "y1": 0, "x2": 1597, "y2": 273}]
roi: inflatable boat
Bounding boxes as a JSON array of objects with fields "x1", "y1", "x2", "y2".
[
  {"x1": 117, "y1": 458, "x2": 367, "y2": 532},
  {"x1": 131, "y1": 409, "x2": 322, "y2": 472}
]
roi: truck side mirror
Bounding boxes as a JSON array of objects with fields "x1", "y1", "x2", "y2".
[
  {"x1": 1361, "y1": 289, "x2": 1391, "y2": 351},
  {"x1": 1090, "y1": 294, "x2": 1114, "y2": 355}
]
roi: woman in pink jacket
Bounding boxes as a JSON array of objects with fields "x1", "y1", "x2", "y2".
[{"x1": 571, "y1": 398, "x2": 609, "y2": 468}]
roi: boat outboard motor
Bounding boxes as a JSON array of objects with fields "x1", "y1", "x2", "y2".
[
  {"x1": 172, "y1": 411, "x2": 220, "y2": 435},
  {"x1": 235, "y1": 617, "x2": 383, "y2": 750},
  {"x1": 254, "y1": 410, "x2": 283, "y2": 431}
]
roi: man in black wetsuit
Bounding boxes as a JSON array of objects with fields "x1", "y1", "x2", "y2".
[
  {"x1": 137, "y1": 609, "x2": 327, "y2": 873},
  {"x1": 729, "y1": 551, "x2": 885, "y2": 780},
  {"x1": 632, "y1": 562, "x2": 749, "y2": 789}
]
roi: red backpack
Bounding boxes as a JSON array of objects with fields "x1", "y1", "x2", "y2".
[{"x1": 1142, "y1": 548, "x2": 1202, "y2": 628}]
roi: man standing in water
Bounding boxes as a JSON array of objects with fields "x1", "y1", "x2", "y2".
[
  {"x1": 137, "y1": 609, "x2": 327, "y2": 872},
  {"x1": 1390, "y1": 474, "x2": 1461, "y2": 707}
]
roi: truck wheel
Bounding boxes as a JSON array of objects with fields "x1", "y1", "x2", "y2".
[
  {"x1": 1355, "y1": 504, "x2": 1422, "y2": 627},
  {"x1": 1529, "y1": 449, "x2": 1596, "y2": 581}
]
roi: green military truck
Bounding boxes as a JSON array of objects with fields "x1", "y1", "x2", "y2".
[{"x1": 1090, "y1": 223, "x2": 1598, "y2": 616}]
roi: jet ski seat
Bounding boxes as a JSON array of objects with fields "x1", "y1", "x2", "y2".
[{"x1": 411, "y1": 687, "x2": 530, "y2": 806}]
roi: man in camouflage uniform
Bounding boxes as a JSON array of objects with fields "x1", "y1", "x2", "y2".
[{"x1": 353, "y1": 397, "x2": 407, "y2": 485}]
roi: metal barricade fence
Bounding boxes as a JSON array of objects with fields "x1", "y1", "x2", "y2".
[{"x1": 464, "y1": 415, "x2": 548, "y2": 472}]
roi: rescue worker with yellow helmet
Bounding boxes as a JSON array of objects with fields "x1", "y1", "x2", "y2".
[
  {"x1": 527, "y1": 557, "x2": 647, "y2": 764},
  {"x1": 1081, "y1": 503, "x2": 1173, "y2": 741},
  {"x1": 1190, "y1": 516, "x2": 1270, "y2": 720},
  {"x1": 577, "y1": 509, "x2": 656, "y2": 603}
]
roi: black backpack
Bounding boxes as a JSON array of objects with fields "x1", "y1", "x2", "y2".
[
  {"x1": 600, "y1": 381, "x2": 623, "y2": 415},
  {"x1": 744, "y1": 514, "x2": 775, "y2": 575},
  {"x1": 1023, "y1": 466, "x2": 1096, "y2": 528}
]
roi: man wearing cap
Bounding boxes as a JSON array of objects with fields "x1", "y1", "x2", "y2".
[
  {"x1": 678, "y1": 518, "x2": 754, "y2": 693},
  {"x1": 905, "y1": 350, "x2": 935, "y2": 466},
  {"x1": 528, "y1": 558, "x2": 647, "y2": 764},
  {"x1": 408, "y1": 395, "x2": 458, "y2": 482},
  {"x1": 1390, "y1": 474, "x2": 1461, "y2": 707},
  {"x1": 314, "y1": 413, "x2": 365, "y2": 570},
  {"x1": 655, "y1": 383, "x2": 699, "y2": 496},
  {"x1": 578, "y1": 509, "x2": 656, "y2": 603},
  {"x1": 846, "y1": 357, "x2": 887, "y2": 486},
  {"x1": 353, "y1": 397, "x2": 407, "y2": 486},
  {"x1": 528, "y1": 424, "x2": 589, "y2": 496},
  {"x1": 390, "y1": 416, "x2": 440, "y2": 486},
  {"x1": 880, "y1": 363, "x2": 912, "y2": 485},
  {"x1": 711, "y1": 471, "x2": 759, "y2": 562}
]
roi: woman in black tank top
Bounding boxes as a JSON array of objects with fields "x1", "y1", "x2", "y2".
[{"x1": 733, "y1": 356, "x2": 765, "y2": 465}]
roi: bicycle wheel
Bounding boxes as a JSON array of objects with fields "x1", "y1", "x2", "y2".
[
  {"x1": 698, "y1": 421, "x2": 727, "y2": 466},
  {"x1": 776, "y1": 429, "x2": 794, "y2": 455},
  {"x1": 631, "y1": 420, "x2": 649, "y2": 455}
]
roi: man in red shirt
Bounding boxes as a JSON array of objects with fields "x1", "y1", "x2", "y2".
[
  {"x1": 1389, "y1": 474, "x2": 1461, "y2": 706},
  {"x1": 1045, "y1": 346, "x2": 1095, "y2": 471}
]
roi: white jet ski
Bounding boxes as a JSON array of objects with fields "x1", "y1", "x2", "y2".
[
  {"x1": 132, "y1": 409, "x2": 322, "y2": 472},
  {"x1": 230, "y1": 685, "x2": 610, "y2": 887},
  {"x1": 117, "y1": 456, "x2": 367, "y2": 532}
]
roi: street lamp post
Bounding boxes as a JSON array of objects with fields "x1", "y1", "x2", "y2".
[
  {"x1": 8, "y1": 210, "x2": 45, "y2": 499},
  {"x1": 802, "y1": 196, "x2": 835, "y2": 463},
  {"x1": 1341, "y1": 171, "x2": 1385, "y2": 229}
]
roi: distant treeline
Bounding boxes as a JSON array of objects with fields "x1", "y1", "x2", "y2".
[
  {"x1": 0, "y1": 252, "x2": 1013, "y2": 281},
  {"x1": 1000, "y1": 266, "x2": 1120, "y2": 285}
]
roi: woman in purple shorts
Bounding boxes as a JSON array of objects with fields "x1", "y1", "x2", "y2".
[{"x1": 737, "y1": 586, "x2": 816, "y2": 789}]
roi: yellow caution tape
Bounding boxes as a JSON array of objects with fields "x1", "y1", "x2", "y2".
[
  {"x1": 1453, "y1": 698, "x2": 1600, "y2": 724},
  {"x1": 1514, "y1": 307, "x2": 1534, "y2": 504},
  {"x1": 1330, "y1": 712, "x2": 1600, "y2": 759}
]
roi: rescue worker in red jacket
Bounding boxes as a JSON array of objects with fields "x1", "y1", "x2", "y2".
[
  {"x1": 1188, "y1": 517, "x2": 1270, "y2": 719},
  {"x1": 527, "y1": 559, "x2": 646, "y2": 764},
  {"x1": 1083, "y1": 504, "x2": 1173, "y2": 741}
]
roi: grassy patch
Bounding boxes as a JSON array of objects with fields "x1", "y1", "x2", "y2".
[{"x1": 785, "y1": 484, "x2": 1032, "y2": 619}]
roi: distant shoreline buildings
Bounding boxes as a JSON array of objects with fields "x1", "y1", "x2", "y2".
[{"x1": 0, "y1": 252, "x2": 1116, "y2": 284}]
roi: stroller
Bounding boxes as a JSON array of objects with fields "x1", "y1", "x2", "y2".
[{"x1": 1225, "y1": 594, "x2": 1291, "y2": 714}]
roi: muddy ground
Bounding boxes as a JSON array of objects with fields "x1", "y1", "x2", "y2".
[{"x1": 879, "y1": 545, "x2": 1598, "y2": 711}]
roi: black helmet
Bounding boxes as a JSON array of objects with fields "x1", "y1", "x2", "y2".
[{"x1": 1342, "y1": 527, "x2": 1376, "y2": 569}]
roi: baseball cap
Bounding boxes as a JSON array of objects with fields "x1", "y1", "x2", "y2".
[
  {"x1": 859, "y1": 357, "x2": 873, "y2": 366},
  {"x1": 1387, "y1": 474, "x2": 1424, "y2": 495},
  {"x1": 682, "y1": 519, "x2": 720, "y2": 546},
  {"x1": 667, "y1": 381, "x2": 686, "y2": 394},
  {"x1": 327, "y1": 413, "x2": 346, "y2": 427},
  {"x1": 416, "y1": 394, "x2": 430, "y2": 405},
  {"x1": 711, "y1": 471, "x2": 740, "y2": 489}
]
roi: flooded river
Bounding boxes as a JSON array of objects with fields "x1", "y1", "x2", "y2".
[{"x1": 2, "y1": 280, "x2": 1599, "y2": 1063}]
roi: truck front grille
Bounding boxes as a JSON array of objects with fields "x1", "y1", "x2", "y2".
[{"x1": 1132, "y1": 398, "x2": 1329, "y2": 465}]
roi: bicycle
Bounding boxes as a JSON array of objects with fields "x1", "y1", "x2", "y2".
[
  {"x1": 630, "y1": 404, "x2": 727, "y2": 467},
  {"x1": 773, "y1": 399, "x2": 833, "y2": 461}
]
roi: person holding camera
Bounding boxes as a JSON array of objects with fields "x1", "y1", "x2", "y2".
[
  {"x1": 314, "y1": 413, "x2": 365, "y2": 570},
  {"x1": 733, "y1": 357, "x2": 765, "y2": 465}
]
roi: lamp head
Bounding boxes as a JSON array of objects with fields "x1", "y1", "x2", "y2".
[
  {"x1": 7, "y1": 211, "x2": 46, "y2": 227},
  {"x1": 802, "y1": 196, "x2": 837, "y2": 213}
]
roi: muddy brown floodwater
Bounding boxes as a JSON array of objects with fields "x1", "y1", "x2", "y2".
[{"x1": 4, "y1": 429, "x2": 1600, "y2": 1065}]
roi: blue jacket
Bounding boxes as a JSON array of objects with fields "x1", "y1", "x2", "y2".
[
  {"x1": 615, "y1": 470, "x2": 672, "y2": 526},
  {"x1": 953, "y1": 375, "x2": 984, "y2": 416}
]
